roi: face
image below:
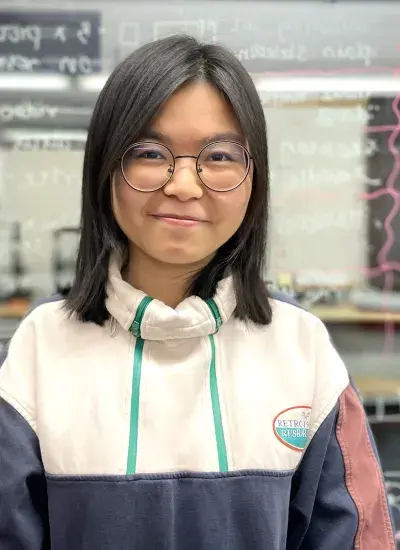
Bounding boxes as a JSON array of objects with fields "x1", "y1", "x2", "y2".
[{"x1": 112, "y1": 81, "x2": 253, "y2": 268}]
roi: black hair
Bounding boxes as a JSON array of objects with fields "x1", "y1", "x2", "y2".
[{"x1": 65, "y1": 34, "x2": 272, "y2": 326}]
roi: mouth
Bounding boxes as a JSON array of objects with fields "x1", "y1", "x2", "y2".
[{"x1": 151, "y1": 214, "x2": 207, "y2": 227}]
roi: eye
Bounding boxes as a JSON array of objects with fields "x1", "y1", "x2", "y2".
[
  {"x1": 134, "y1": 148, "x2": 166, "y2": 160},
  {"x1": 206, "y1": 151, "x2": 233, "y2": 162}
]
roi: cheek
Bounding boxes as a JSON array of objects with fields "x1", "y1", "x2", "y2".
[
  {"x1": 214, "y1": 179, "x2": 251, "y2": 228},
  {"x1": 112, "y1": 177, "x2": 147, "y2": 231}
]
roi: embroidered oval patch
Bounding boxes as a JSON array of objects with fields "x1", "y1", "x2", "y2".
[{"x1": 273, "y1": 406, "x2": 312, "y2": 452}]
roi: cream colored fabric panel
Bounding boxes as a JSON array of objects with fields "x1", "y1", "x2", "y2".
[
  {"x1": 219, "y1": 300, "x2": 349, "y2": 472},
  {"x1": 135, "y1": 337, "x2": 219, "y2": 473},
  {"x1": 0, "y1": 302, "x2": 135, "y2": 476},
  {"x1": 0, "y1": 293, "x2": 350, "y2": 478},
  {"x1": 306, "y1": 313, "x2": 350, "y2": 442}
]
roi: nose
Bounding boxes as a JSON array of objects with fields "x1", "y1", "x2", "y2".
[{"x1": 163, "y1": 158, "x2": 204, "y2": 201}]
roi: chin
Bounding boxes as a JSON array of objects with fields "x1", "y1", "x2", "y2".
[{"x1": 155, "y1": 247, "x2": 212, "y2": 266}]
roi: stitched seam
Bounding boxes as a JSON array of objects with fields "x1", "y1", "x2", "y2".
[
  {"x1": 336, "y1": 392, "x2": 363, "y2": 550},
  {"x1": 45, "y1": 469, "x2": 296, "y2": 481},
  {"x1": 0, "y1": 386, "x2": 37, "y2": 432},
  {"x1": 307, "y1": 379, "x2": 348, "y2": 442},
  {"x1": 355, "y1": 386, "x2": 395, "y2": 549}
]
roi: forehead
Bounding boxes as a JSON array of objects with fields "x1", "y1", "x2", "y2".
[{"x1": 148, "y1": 81, "x2": 244, "y2": 143}]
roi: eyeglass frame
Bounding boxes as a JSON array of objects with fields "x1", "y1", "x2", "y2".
[{"x1": 119, "y1": 140, "x2": 254, "y2": 193}]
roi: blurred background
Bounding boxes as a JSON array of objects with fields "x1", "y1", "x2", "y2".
[{"x1": 0, "y1": 0, "x2": 399, "y2": 537}]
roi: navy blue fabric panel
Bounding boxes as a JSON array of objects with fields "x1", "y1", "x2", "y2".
[
  {"x1": 0, "y1": 347, "x2": 6, "y2": 367},
  {"x1": 0, "y1": 335, "x2": 11, "y2": 367},
  {"x1": 46, "y1": 470, "x2": 293, "y2": 550},
  {"x1": 0, "y1": 396, "x2": 50, "y2": 549},
  {"x1": 287, "y1": 403, "x2": 358, "y2": 549}
]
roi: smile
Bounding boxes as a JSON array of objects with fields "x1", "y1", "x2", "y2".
[{"x1": 152, "y1": 215, "x2": 207, "y2": 227}]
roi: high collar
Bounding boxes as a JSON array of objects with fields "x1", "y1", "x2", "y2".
[{"x1": 105, "y1": 252, "x2": 237, "y2": 340}]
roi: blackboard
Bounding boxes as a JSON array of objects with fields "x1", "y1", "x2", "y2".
[
  {"x1": 366, "y1": 96, "x2": 400, "y2": 292},
  {"x1": 0, "y1": 2, "x2": 398, "y2": 76},
  {"x1": 0, "y1": 10, "x2": 101, "y2": 74},
  {"x1": 105, "y1": 1, "x2": 399, "y2": 74}
]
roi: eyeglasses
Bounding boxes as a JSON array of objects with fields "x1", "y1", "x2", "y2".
[{"x1": 120, "y1": 140, "x2": 253, "y2": 193}]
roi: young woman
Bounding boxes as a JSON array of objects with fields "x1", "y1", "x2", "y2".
[{"x1": 0, "y1": 35, "x2": 395, "y2": 550}]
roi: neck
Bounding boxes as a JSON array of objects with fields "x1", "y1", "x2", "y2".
[{"x1": 123, "y1": 246, "x2": 211, "y2": 308}]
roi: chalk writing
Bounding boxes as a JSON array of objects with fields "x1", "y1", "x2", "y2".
[
  {"x1": 22, "y1": 169, "x2": 80, "y2": 189},
  {"x1": 317, "y1": 106, "x2": 371, "y2": 127},
  {"x1": 276, "y1": 19, "x2": 370, "y2": 43},
  {"x1": 236, "y1": 44, "x2": 307, "y2": 63},
  {"x1": 235, "y1": 41, "x2": 374, "y2": 66},
  {"x1": 0, "y1": 102, "x2": 58, "y2": 122},
  {"x1": 0, "y1": 12, "x2": 100, "y2": 74},
  {"x1": 58, "y1": 55, "x2": 94, "y2": 74},
  {"x1": 276, "y1": 210, "x2": 364, "y2": 235},
  {"x1": 365, "y1": 176, "x2": 382, "y2": 187},
  {"x1": 77, "y1": 21, "x2": 92, "y2": 44},
  {"x1": 262, "y1": 90, "x2": 372, "y2": 107},
  {"x1": 0, "y1": 54, "x2": 96, "y2": 74},
  {"x1": 276, "y1": 167, "x2": 360, "y2": 190},
  {"x1": 0, "y1": 24, "x2": 41, "y2": 50},
  {"x1": 152, "y1": 19, "x2": 217, "y2": 42},
  {"x1": 0, "y1": 55, "x2": 40, "y2": 71},
  {"x1": 321, "y1": 43, "x2": 375, "y2": 67},
  {"x1": 12, "y1": 139, "x2": 73, "y2": 151},
  {"x1": 280, "y1": 140, "x2": 354, "y2": 159},
  {"x1": 279, "y1": 139, "x2": 378, "y2": 159}
]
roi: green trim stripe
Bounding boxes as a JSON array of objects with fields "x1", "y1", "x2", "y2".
[
  {"x1": 126, "y1": 336, "x2": 144, "y2": 475},
  {"x1": 129, "y1": 296, "x2": 153, "y2": 338},
  {"x1": 205, "y1": 299, "x2": 228, "y2": 472},
  {"x1": 205, "y1": 298, "x2": 222, "y2": 331},
  {"x1": 127, "y1": 297, "x2": 153, "y2": 475},
  {"x1": 209, "y1": 334, "x2": 228, "y2": 472}
]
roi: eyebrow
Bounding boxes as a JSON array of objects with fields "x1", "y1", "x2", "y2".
[{"x1": 140, "y1": 129, "x2": 246, "y2": 147}]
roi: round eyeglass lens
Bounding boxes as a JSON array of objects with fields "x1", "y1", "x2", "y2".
[
  {"x1": 121, "y1": 142, "x2": 174, "y2": 192},
  {"x1": 197, "y1": 141, "x2": 250, "y2": 191}
]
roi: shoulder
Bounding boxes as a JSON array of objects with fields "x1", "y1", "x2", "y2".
[
  {"x1": 1, "y1": 295, "x2": 108, "y2": 381},
  {"x1": 14, "y1": 297, "x2": 110, "y2": 353},
  {"x1": 0, "y1": 300, "x2": 70, "y2": 429},
  {"x1": 10, "y1": 298, "x2": 72, "y2": 343},
  {"x1": 268, "y1": 294, "x2": 324, "y2": 347},
  {"x1": 0, "y1": 296, "x2": 111, "y2": 430},
  {"x1": 270, "y1": 297, "x2": 349, "y2": 438},
  {"x1": 0, "y1": 297, "x2": 64, "y2": 367}
]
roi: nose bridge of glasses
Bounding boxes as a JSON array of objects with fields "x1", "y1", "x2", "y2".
[
  {"x1": 164, "y1": 154, "x2": 204, "y2": 198},
  {"x1": 171, "y1": 154, "x2": 201, "y2": 176},
  {"x1": 174, "y1": 154, "x2": 198, "y2": 161}
]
